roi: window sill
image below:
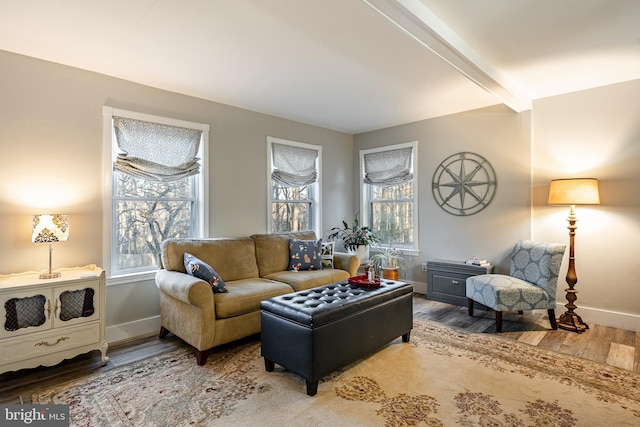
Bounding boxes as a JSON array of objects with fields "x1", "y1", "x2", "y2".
[
  {"x1": 107, "y1": 270, "x2": 157, "y2": 287},
  {"x1": 370, "y1": 248, "x2": 420, "y2": 257}
]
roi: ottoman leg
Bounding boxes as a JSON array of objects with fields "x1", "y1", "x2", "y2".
[
  {"x1": 306, "y1": 380, "x2": 319, "y2": 396},
  {"x1": 402, "y1": 331, "x2": 411, "y2": 343},
  {"x1": 264, "y1": 359, "x2": 275, "y2": 372}
]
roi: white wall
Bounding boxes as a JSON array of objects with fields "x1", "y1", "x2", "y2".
[
  {"x1": 531, "y1": 79, "x2": 640, "y2": 331},
  {"x1": 354, "y1": 105, "x2": 533, "y2": 293},
  {"x1": 0, "y1": 50, "x2": 354, "y2": 341}
]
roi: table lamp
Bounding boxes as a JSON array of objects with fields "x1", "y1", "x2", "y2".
[{"x1": 32, "y1": 214, "x2": 69, "y2": 279}]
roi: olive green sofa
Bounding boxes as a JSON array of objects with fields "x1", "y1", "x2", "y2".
[{"x1": 155, "y1": 231, "x2": 359, "y2": 365}]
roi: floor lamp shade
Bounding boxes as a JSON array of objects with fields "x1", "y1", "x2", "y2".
[
  {"x1": 32, "y1": 214, "x2": 69, "y2": 279},
  {"x1": 547, "y1": 178, "x2": 600, "y2": 333},
  {"x1": 548, "y1": 178, "x2": 600, "y2": 206}
]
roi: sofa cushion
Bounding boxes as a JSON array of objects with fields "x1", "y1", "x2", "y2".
[
  {"x1": 264, "y1": 269, "x2": 350, "y2": 292},
  {"x1": 161, "y1": 238, "x2": 259, "y2": 281},
  {"x1": 184, "y1": 252, "x2": 228, "y2": 293},
  {"x1": 214, "y1": 278, "x2": 294, "y2": 318},
  {"x1": 251, "y1": 231, "x2": 317, "y2": 277},
  {"x1": 288, "y1": 238, "x2": 322, "y2": 271}
]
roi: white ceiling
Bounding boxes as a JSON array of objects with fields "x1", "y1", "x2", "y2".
[{"x1": 1, "y1": 0, "x2": 639, "y2": 134}]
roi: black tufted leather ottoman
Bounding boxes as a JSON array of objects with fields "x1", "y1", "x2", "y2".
[{"x1": 260, "y1": 280, "x2": 413, "y2": 396}]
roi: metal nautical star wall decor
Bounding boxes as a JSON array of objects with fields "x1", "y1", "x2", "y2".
[{"x1": 432, "y1": 152, "x2": 497, "y2": 216}]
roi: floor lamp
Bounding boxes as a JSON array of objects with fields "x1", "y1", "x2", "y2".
[{"x1": 548, "y1": 178, "x2": 600, "y2": 333}]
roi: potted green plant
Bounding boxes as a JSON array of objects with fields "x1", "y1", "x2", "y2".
[
  {"x1": 370, "y1": 246, "x2": 406, "y2": 279},
  {"x1": 328, "y1": 214, "x2": 380, "y2": 263}
]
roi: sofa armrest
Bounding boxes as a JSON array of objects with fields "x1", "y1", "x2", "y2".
[
  {"x1": 155, "y1": 269, "x2": 214, "y2": 308},
  {"x1": 334, "y1": 252, "x2": 360, "y2": 277}
]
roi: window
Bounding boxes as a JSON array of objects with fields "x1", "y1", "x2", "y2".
[
  {"x1": 267, "y1": 137, "x2": 321, "y2": 236},
  {"x1": 103, "y1": 107, "x2": 209, "y2": 279},
  {"x1": 360, "y1": 142, "x2": 418, "y2": 253}
]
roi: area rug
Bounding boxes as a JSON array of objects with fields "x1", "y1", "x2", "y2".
[{"x1": 33, "y1": 320, "x2": 640, "y2": 426}]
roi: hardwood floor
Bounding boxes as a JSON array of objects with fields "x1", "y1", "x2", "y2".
[
  {"x1": 1, "y1": 295, "x2": 638, "y2": 404},
  {"x1": 413, "y1": 296, "x2": 640, "y2": 373}
]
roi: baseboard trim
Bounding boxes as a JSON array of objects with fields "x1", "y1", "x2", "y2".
[
  {"x1": 554, "y1": 303, "x2": 640, "y2": 332},
  {"x1": 103, "y1": 296, "x2": 639, "y2": 345},
  {"x1": 404, "y1": 280, "x2": 427, "y2": 295},
  {"x1": 106, "y1": 315, "x2": 161, "y2": 344}
]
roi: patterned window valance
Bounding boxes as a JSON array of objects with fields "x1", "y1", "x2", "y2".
[
  {"x1": 113, "y1": 116, "x2": 202, "y2": 182},
  {"x1": 363, "y1": 147, "x2": 413, "y2": 186},
  {"x1": 271, "y1": 142, "x2": 319, "y2": 187}
]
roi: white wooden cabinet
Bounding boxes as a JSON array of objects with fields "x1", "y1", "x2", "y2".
[{"x1": 0, "y1": 265, "x2": 108, "y2": 374}]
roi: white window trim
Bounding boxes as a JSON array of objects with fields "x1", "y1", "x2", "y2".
[
  {"x1": 359, "y1": 141, "x2": 419, "y2": 256},
  {"x1": 102, "y1": 106, "x2": 209, "y2": 284},
  {"x1": 266, "y1": 136, "x2": 322, "y2": 237}
]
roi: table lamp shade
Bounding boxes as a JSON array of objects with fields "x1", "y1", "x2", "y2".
[
  {"x1": 548, "y1": 178, "x2": 600, "y2": 206},
  {"x1": 32, "y1": 214, "x2": 69, "y2": 243}
]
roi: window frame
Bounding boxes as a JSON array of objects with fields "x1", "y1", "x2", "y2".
[
  {"x1": 267, "y1": 136, "x2": 322, "y2": 237},
  {"x1": 102, "y1": 107, "x2": 209, "y2": 284},
  {"x1": 360, "y1": 141, "x2": 419, "y2": 255}
]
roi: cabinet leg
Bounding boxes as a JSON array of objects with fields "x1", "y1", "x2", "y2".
[{"x1": 100, "y1": 341, "x2": 109, "y2": 366}]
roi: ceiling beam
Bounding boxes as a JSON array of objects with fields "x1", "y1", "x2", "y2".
[{"x1": 363, "y1": 0, "x2": 532, "y2": 112}]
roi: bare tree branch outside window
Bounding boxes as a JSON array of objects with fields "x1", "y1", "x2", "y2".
[
  {"x1": 370, "y1": 181, "x2": 414, "y2": 247},
  {"x1": 271, "y1": 183, "x2": 311, "y2": 232},
  {"x1": 114, "y1": 172, "x2": 195, "y2": 272}
]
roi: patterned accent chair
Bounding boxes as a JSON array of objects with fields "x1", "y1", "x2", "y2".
[{"x1": 466, "y1": 240, "x2": 566, "y2": 332}]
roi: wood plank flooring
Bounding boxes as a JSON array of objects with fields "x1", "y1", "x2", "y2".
[
  {"x1": 413, "y1": 296, "x2": 640, "y2": 373},
  {"x1": 1, "y1": 295, "x2": 638, "y2": 405}
]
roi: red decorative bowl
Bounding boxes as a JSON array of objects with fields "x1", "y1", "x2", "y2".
[{"x1": 348, "y1": 275, "x2": 381, "y2": 288}]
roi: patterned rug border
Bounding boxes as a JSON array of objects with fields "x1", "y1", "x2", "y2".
[{"x1": 410, "y1": 320, "x2": 639, "y2": 404}]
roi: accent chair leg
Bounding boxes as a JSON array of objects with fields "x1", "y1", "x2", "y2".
[
  {"x1": 467, "y1": 298, "x2": 474, "y2": 316},
  {"x1": 159, "y1": 326, "x2": 170, "y2": 339},
  {"x1": 402, "y1": 331, "x2": 411, "y2": 343},
  {"x1": 548, "y1": 309, "x2": 558, "y2": 330},
  {"x1": 196, "y1": 349, "x2": 210, "y2": 366},
  {"x1": 495, "y1": 311, "x2": 503, "y2": 333}
]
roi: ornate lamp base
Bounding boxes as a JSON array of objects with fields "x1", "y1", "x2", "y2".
[
  {"x1": 39, "y1": 271, "x2": 61, "y2": 279},
  {"x1": 557, "y1": 311, "x2": 589, "y2": 333}
]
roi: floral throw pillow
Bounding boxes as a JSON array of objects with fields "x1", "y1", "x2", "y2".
[
  {"x1": 184, "y1": 252, "x2": 228, "y2": 293},
  {"x1": 288, "y1": 238, "x2": 323, "y2": 271}
]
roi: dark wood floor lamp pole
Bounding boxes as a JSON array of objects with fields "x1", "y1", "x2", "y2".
[{"x1": 548, "y1": 178, "x2": 600, "y2": 334}]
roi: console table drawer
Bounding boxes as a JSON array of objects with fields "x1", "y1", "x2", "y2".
[
  {"x1": 0, "y1": 322, "x2": 99, "y2": 365},
  {"x1": 427, "y1": 259, "x2": 493, "y2": 306},
  {"x1": 431, "y1": 273, "x2": 468, "y2": 297}
]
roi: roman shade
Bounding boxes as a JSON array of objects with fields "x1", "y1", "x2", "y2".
[
  {"x1": 363, "y1": 147, "x2": 413, "y2": 186},
  {"x1": 271, "y1": 142, "x2": 318, "y2": 187},
  {"x1": 113, "y1": 116, "x2": 202, "y2": 182}
]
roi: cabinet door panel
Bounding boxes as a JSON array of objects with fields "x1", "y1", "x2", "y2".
[
  {"x1": 0, "y1": 290, "x2": 52, "y2": 338},
  {"x1": 53, "y1": 280, "x2": 100, "y2": 328}
]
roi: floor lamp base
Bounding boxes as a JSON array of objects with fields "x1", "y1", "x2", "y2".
[{"x1": 557, "y1": 311, "x2": 589, "y2": 333}]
